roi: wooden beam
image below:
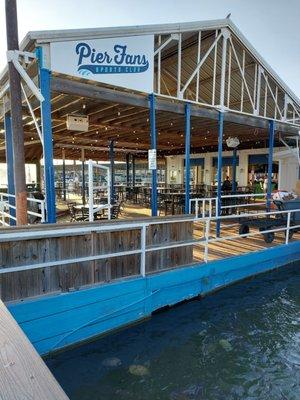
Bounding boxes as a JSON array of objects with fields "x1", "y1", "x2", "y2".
[
  {"x1": 51, "y1": 77, "x2": 299, "y2": 135},
  {"x1": 0, "y1": 300, "x2": 69, "y2": 399},
  {"x1": 55, "y1": 143, "x2": 146, "y2": 153}
]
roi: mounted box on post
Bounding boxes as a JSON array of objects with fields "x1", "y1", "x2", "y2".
[{"x1": 66, "y1": 115, "x2": 89, "y2": 131}]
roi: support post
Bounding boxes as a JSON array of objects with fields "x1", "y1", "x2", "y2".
[
  {"x1": 216, "y1": 111, "x2": 224, "y2": 237},
  {"x1": 62, "y1": 149, "x2": 66, "y2": 201},
  {"x1": 149, "y1": 93, "x2": 157, "y2": 217},
  {"x1": 81, "y1": 148, "x2": 85, "y2": 205},
  {"x1": 4, "y1": 113, "x2": 16, "y2": 225},
  {"x1": 232, "y1": 148, "x2": 237, "y2": 193},
  {"x1": 109, "y1": 140, "x2": 115, "y2": 204},
  {"x1": 36, "y1": 47, "x2": 56, "y2": 223},
  {"x1": 267, "y1": 120, "x2": 275, "y2": 211},
  {"x1": 132, "y1": 154, "x2": 136, "y2": 188},
  {"x1": 126, "y1": 153, "x2": 130, "y2": 187},
  {"x1": 35, "y1": 158, "x2": 41, "y2": 191},
  {"x1": 5, "y1": 0, "x2": 27, "y2": 225},
  {"x1": 184, "y1": 103, "x2": 191, "y2": 214}
]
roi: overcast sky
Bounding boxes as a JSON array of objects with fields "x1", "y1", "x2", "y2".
[{"x1": 0, "y1": 0, "x2": 299, "y2": 97}]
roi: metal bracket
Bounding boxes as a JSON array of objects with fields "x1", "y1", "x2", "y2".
[{"x1": 6, "y1": 50, "x2": 44, "y2": 103}]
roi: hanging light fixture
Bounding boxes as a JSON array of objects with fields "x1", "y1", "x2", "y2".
[{"x1": 226, "y1": 137, "x2": 240, "y2": 148}]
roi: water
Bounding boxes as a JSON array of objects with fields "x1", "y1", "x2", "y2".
[{"x1": 46, "y1": 263, "x2": 300, "y2": 400}]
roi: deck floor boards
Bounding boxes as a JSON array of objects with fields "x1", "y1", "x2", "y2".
[{"x1": 0, "y1": 300, "x2": 68, "y2": 399}]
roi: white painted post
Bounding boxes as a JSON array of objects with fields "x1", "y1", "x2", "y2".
[
  {"x1": 40, "y1": 200, "x2": 45, "y2": 223},
  {"x1": 177, "y1": 33, "x2": 182, "y2": 98},
  {"x1": 196, "y1": 199, "x2": 199, "y2": 219},
  {"x1": 220, "y1": 29, "x2": 229, "y2": 110},
  {"x1": 256, "y1": 66, "x2": 262, "y2": 115},
  {"x1": 140, "y1": 225, "x2": 147, "y2": 277},
  {"x1": 285, "y1": 212, "x2": 291, "y2": 245},
  {"x1": 157, "y1": 35, "x2": 161, "y2": 94},
  {"x1": 107, "y1": 165, "x2": 111, "y2": 220},
  {"x1": 0, "y1": 194, "x2": 4, "y2": 225},
  {"x1": 204, "y1": 218, "x2": 210, "y2": 263},
  {"x1": 88, "y1": 160, "x2": 94, "y2": 222},
  {"x1": 195, "y1": 31, "x2": 202, "y2": 102},
  {"x1": 212, "y1": 30, "x2": 218, "y2": 106},
  {"x1": 227, "y1": 44, "x2": 232, "y2": 108}
]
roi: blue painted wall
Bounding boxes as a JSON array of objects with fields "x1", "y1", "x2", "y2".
[{"x1": 7, "y1": 242, "x2": 300, "y2": 356}]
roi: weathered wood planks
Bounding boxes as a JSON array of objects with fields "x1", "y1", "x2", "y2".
[
  {"x1": 0, "y1": 216, "x2": 194, "y2": 301},
  {"x1": 0, "y1": 300, "x2": 68, "y2": 399}
]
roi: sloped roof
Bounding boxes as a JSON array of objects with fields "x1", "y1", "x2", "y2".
[{"x1": 16, "y1": 18, "x2": 300, "y2": 107}]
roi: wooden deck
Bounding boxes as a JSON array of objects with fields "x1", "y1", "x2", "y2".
[
  {"x1": 0, "y1": 300, "x2": 68, "y2": 399},
  {"x1": 192, "y1": 221, "x2": 300, "y2": 262}
]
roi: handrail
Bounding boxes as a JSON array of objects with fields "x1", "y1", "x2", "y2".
[
  {"x1": 0, "y1": 207, "x2": 299, "y2": 277},
  {"x1": 189, "y1": 193, "x2": 267, "y2": 218},
  {"x1": 0, "y1": 192, "x2": 46, "y2": 225}
]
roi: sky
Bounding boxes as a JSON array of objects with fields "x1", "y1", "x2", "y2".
[{"x1": 0, "y1": 0, "x2": 299, "y2": 97}]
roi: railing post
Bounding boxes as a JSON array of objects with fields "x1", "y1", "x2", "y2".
[
  {"x1": 88, "y1": 160, "x2": 94, "y2": 222},
  {"x1": 140, "y1": 225, "x2": 147, "y2": 277},
  {"x1": 216, "y1": 111, "x2": 224, "y2": 237},
  {"x1": 285, "y1": 211, "x2": 291, "y2": 245},
  {"x1": 0, "y1": 194, "x2": 5, "y2": 225},
  {"x1": 267, "y1": 119, "x2": 275, "y2": 212},
  {"x1": 204, "y1": 218, "x2": 210, "y2": 263},
  {"x1": 4, "y1": 113, "x2": 16, "y2": 225},
  {"x1": 109, "y1": 140, "x2": 115, "y2": 204},
  {"x1": 232, "y1": 147, "x2": 237, "y2": 193},
  {"x1": 62, "y1": 149, "x2": 66, "y2": 201},
  {"x1": 184, "y1": 102, "x2": 191, "y2": 214},
  {"x1": 40, "y1": 200, "x2": 46, "y2": 223}
]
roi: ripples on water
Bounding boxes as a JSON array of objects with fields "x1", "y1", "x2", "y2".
[{"x1": 46, "y1": 263, "x2": 300, "y2": 400}]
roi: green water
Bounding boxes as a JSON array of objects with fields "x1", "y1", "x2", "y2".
[{"x1": 46, "y1": 263, "x2": 300, "y2": 399}]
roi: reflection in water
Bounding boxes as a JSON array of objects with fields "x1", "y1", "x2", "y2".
[{"x1": 46, "y1": 263, "x2": 300, "y2": 400}]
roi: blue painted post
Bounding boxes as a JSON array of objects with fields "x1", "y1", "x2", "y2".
[
  {"x1": 267, "y1": 120, "x2": 275, "y2": 211},
  {"x1": 4, "y1": 113, "x2": 16, "y2": 225},
  {"x1": 232, "y1": 148, "x2": 237, "y2": 193},
  {"x1": 109, "y1": 140, "x2": 115, "y2": 204},
  {"x1": 36, "y1": 47, "x2": 56, "y2": 223},
  {"x1": 149, "y1": 93, "x2": 157, "y2": 217},
  {"x1": 185, "y1": 103, "x2": 191, "y2": 214},
  {"x1": 216, "y1": 112, "x2": 224, "y2": 237}
]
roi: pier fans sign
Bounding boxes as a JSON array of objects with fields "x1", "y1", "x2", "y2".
[{"x1": 50, "y1": 35, "x2": 154, "y2": 92}]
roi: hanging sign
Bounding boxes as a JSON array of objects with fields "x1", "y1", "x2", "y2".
[
  {"x1": 50, "y1": 35, "x2": 154, "y2": 93},
  {"x1": 148, "y1": 149, "x2": 157, "y2": 170}
]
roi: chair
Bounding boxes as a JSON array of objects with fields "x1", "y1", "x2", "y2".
[{"x1": 67, "y1": 202, "x2": 85, "y2": 222}]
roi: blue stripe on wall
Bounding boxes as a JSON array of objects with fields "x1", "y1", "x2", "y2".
[
  {"x1": 213, "y1": 156, "x2": 240, "y2": 167},
  {"x1": 7, "y1": 241, "x2": 300, "y2": 356},
  {"x1": 184, "y1": 158, "x2": 205, "y2": 167}
]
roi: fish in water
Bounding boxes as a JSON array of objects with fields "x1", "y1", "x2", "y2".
[
  {"x1": 219, "y1": 339, "x2": 233, "y2": 352},
  {"x1": 102, "y1": 357, "x2": 122, "y2": 367},
  {"x1": 170, "y1": 384, "x2": 203, "y2": 399},
  {"x1": 129, "y1": 364, "x2": 149, "y2": 376}
]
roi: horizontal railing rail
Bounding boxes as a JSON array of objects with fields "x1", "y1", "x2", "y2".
[
  {"x1": 190, "y1": 193, "x2": 267, "y2": 219},
  {"x1": 0, "y1": 208, "x2": 299, "y2": 282},
  {"x1": 0, "y1": 192, "x2": 46, "y2": 226}
]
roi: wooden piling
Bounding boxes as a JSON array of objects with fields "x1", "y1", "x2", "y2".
[{"x1": 5, "y1": 0, "x2": 28, "y2": 225}]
